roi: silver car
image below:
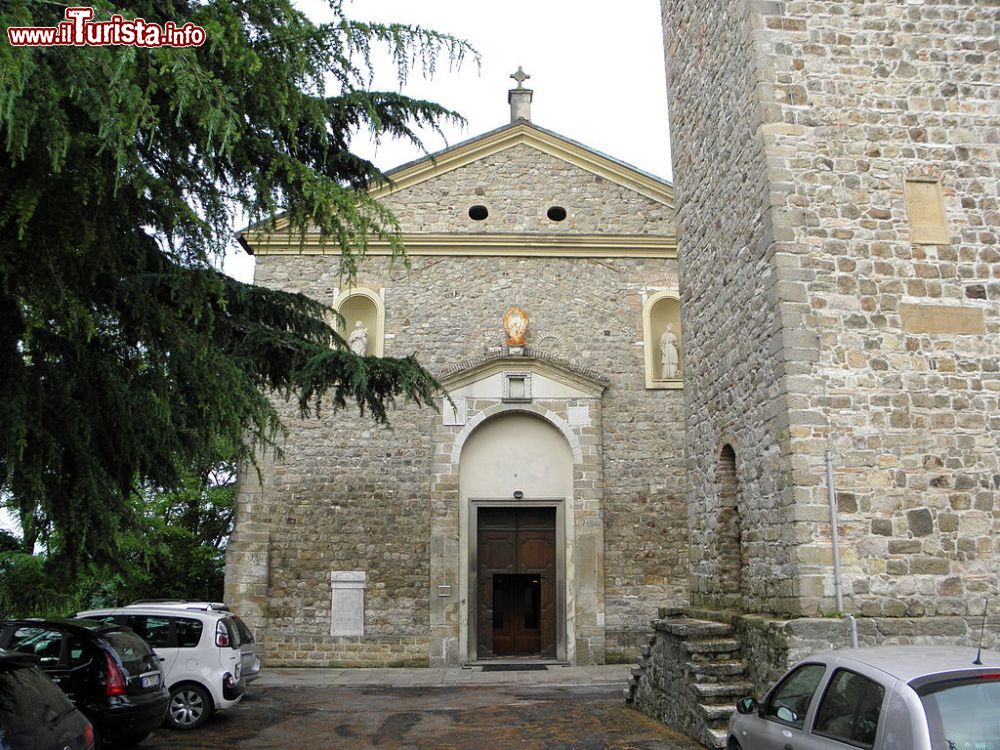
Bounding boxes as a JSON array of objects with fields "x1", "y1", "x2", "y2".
[{"x1": 728, "y1": 646, "x2": 1000, "y2": 750}]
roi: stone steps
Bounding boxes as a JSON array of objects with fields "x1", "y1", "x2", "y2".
[
  {"x1": 692, "y1": 680, "x2": 754, "y2": 701},
  {"x1": 698, "y1": 702, "x2": 735, "y2": 722},
  {"x1": 653, "y1": 617, "x2": 734, "y2": 638},
  {"x1": 684, "y1": 637, "x2": 741, "y2": 655},
  {"x1": 627, "y1": 614, "x2": 750, "y2": 750},
  {"x1": 687, "y1": 659, "x2": 746, "y2": 679},
  {"x1": 705, "y1": 727, "x2": 729, "y2": 750}
]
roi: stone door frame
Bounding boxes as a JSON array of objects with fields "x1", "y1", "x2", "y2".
[
  {"x1": 467, "y1": 498, "x2": 567, "y2": 662},
  {"x1": 429, "y1": 392, "x2": 606, "y2": 667}
]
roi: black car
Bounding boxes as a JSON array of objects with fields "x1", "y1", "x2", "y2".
[
  {"x1": 0, "y1": 649, "x2": 95, "y2": 750},
  {"x1": 0, "y1": 619, "x2": 169, "y2": 747}
]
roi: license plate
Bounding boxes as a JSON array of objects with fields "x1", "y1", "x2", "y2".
[
  {"x1": 141, "y1": 673, "x2": 160, "y2": 689},
  {"x1": 242, "y1": 652, "x2": 252, "y2": 662}
]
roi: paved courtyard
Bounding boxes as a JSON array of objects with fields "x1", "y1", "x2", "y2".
[{"x1": 140, "y1": 666, "x2": 706, "y2": 749}]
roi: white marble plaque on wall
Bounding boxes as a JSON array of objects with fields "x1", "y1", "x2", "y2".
[
  {"x1": 329, "y1": 570, "x2": 366, "y2": 637},
  {"x1": 442, "y1": 396, "x2": 467, "y2": 426}
]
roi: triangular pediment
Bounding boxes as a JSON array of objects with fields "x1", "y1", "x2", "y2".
[
  {"x1": 239, "y1": 122, "x2": 675, "y2": 256},
  {"x1": 373, "y1": 122, "x2": 673, "y2": 208},
  {"x1": 437, "y1": 348, "x2": 608, "y2": 399}
]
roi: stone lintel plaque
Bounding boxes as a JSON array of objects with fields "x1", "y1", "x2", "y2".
[
  {"x1": 502, "y1": 371, "x2": 532, "y2": 402},
  {"x1": 329, "y1": 570, "x2": 366, "y2": 637},
  {"x1": 899, "y1": 303, "x2": 985, "y2": 335},
  {"x1": 904, "y1": 179, "x2": 949, "y2": 245}
]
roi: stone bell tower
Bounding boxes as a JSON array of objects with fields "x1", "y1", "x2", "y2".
[{"x1": 660, "y1": 1, "x2": 999, "y2": 633}]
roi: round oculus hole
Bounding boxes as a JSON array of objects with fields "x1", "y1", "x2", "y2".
[
  {"x1": 468, "y1": 205, "x2": 488, "y2": 221},
  {"x1": 547, "y1": 206, "x2": 567, "y2": 222}
]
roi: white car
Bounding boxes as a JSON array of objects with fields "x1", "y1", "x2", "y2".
[
  {"x1": 76, "y1": 606, "x2": 244, "y2": 730},
  {"x1": 727, "y1": 646, "x2": 1000, "y2": 750},
  {"x1": 124, "y1": 600, "x2": 262, "y2": 683}
]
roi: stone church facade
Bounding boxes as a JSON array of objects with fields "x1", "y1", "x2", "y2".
[{"x1": 226, "y1": 85, "x2": 690, "y2": 666}]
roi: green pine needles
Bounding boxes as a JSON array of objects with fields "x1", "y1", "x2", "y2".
[{"x1": 0, "y1": 0, "x2": 477, "y2": 565}]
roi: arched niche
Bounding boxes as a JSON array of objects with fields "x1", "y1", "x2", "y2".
[
  {"x1": 717, "y1": 443, "x2": 743, "y2": 604},
  {"x1": 459, "y1": 411, "x2": 574, "y2": 501},
  {"x1": 642, "y1": 290, "x2": 683, "y2": 389},
  {"x1": 334, "y1": 287, "x2": 384, "y2": 357}
]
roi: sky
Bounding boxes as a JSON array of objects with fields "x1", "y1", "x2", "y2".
[{"x1": 221, "y1": 0, "x2": 673, "y2": 282}]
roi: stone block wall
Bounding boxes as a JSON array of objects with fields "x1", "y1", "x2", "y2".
[
  {"x1": 662, "y1": 0, "x2": 799, "y2": 615},
  {"x1": 662, "y1": 0, "x2": 999, "y2": 618},
  {"x1": 749, "y1": 0, "x2": 999, "y2": 619},
  {"x1": 738, "y1": 612, "x2": 1000, "y2": 696}
]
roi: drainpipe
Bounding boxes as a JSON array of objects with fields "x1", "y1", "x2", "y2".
[
  {"x1": 826, "y1": 447, "x2": 844, "y2": 614},
  {"x1": 845, "y1": 613, "x2": 859, "y2": 649},
  {"x1": 826, "y1": 447, "x2": 858, "y2": 648},
  {"x1": 817, "y1": 331, "x2": 857, "y2": 648}
]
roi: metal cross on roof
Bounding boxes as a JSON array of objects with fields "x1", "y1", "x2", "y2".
[{"x1": 510, "y1": 66, "x2": 530, "y2": 89}]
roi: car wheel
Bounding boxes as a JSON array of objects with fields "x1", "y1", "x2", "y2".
[
  {"x1": 727, "y1": 739, "x2": 743, "y2": 750},
  {"x1": 166, "y1": 683, "x2": 213, "y2": 730}
]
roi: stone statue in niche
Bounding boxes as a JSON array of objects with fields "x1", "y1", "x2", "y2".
[
  {"x1": 348, "y1": 320, "x2": 368, "y2": 356},
  {"x1": 660, "y1": 323, "x2": 680, "y2": 379}
]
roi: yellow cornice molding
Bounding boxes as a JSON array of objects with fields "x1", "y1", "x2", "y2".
[
  {"x1": 244, "y1": 232, "x2": 677, "y2": 258},
  {"x1": 369, "y1": 123, "x2": 675, "y2": 208}
]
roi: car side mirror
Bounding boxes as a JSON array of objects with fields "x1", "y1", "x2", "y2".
[{"x1": 736, "y1": 697, "x2": 758, "y2": 714}]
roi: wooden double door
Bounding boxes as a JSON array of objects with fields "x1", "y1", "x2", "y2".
[{"x1": 476, "y1": 507, "x2": 556, "y2": 658}]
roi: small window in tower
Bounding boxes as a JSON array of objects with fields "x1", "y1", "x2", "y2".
[
  {"x1": 547, "y1": 206, "x2": 567, "y2": 222},
  {"x1": 469, "y1": 205, "x2": 489, "y2": 221}
]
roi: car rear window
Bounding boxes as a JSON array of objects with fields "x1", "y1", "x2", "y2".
[
  {"x1": 918, "y1": 676, "x2": 1000, "y2": 750},
  {"x1": 221, "y1": 617, "x2": 241, "y2": 648},
  {"x1": 232, "y1": 616, "x2": 254, "y2": 644},
  {"x1": 67, "y1": 636, "x2": 91, "y2": 667},
  {"x1": 127, "y1": 615, "x2": 171, "y2": 648},
  {"x1": 175, "y1": 618, "x2": 203, "y2": 648},
  {"x1": 103, "y1": 630, "x2": 155, "y2": 673},
  {"x1": 0, "y1": 665, "x2": 76, "y2": 732},
  {"x1": 813, "y1": 668, "x2": 885, "y2": 748}
]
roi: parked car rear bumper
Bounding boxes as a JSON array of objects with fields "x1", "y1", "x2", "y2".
[
  {"x1": 89, "y1": 691, "x2": 169, "y2": 741},
  {"x1": 222, "y1": 674, "x2": 246, "y2": 702},
  {"x1": 242, "y1": 653, "x2": 262, "y2": 683}
]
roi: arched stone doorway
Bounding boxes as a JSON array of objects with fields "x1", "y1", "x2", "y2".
[
  {"x1": 459, "y1": 412, "x2": 574, "y2": 661},
  {"x1": 426, "y1": 351, "x2": 607, "y2": 666}
]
